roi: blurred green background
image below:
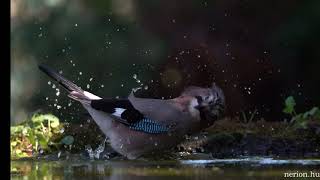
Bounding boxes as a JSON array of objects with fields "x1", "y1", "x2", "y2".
[{"x1": 11, "y1": 0, "x2": 320, "y2": 124}]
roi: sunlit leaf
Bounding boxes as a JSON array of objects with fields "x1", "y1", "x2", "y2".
[
  {"x1": 11, "y1": 141, "x2": 17, "y2": 147},
  {"x1": 11, "y1": 125, "x2": 24, "y2": 134},
  {"x1": 11, "y1": 113, "x2": 64, "y2": 159},
  {"x1": 15, "y1": 149, "x2": 22, "y2": 154},
  {"x1": 50, "y1": 120, "x2": 59, "y2": 128}
]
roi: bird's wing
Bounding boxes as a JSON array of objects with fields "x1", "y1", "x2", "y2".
[
  {"x1": 90, "y1": 98, "x2": 143, "y2": 124},
  {"x1": 90, "y1": 98, "x2": 170, "y2": 134},
  {"x1": 38, "y1": 64, "x2": 169, "y2": 134}
]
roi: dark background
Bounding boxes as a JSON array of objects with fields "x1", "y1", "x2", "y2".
[{"x1": 11, "y1": 0, "x2": 320, "y2": 124}]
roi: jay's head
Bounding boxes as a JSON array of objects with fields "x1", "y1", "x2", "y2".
[{"x1": 182, "y1": 83, "x2": 225, "y2": 125}]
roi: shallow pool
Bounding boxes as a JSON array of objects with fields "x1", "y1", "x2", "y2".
[{"x1": 11, "y1": 157, "x2": 320, "y2": 179}]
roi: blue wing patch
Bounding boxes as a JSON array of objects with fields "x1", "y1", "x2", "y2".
[{"x1": 129, "y1": 118, "x2": 169, "y2": 134}]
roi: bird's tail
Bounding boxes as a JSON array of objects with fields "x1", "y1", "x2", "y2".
[{"x1": 38, "y1": 64, "x2": 100, "y2": 103}]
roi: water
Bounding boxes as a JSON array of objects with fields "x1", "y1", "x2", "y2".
[{"x1": 11, "y1": 157, "x2": 320, "y2": 179}]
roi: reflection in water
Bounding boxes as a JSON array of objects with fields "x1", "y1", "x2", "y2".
[{"x1": 11, "y1": 157, "x2": 320, "y2": 180}]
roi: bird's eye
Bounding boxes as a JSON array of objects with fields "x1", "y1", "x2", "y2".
[{"x1": 195, "y1": 96, "x2": 202, "y2": 103}]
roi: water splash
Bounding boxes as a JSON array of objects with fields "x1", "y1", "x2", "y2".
[
  {"x1": 85, "y1": 138, "x2": 107, "y2": 160},
  {"x1": 85, "y1": 145, "x2": 94, "y2": 160},
  {"x1": 94, "y1": 139, "x2": 107, "y2": 159}
]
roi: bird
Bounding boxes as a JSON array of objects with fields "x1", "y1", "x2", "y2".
[{"x1": 38, "y1": 64, "x2": 225, "y2": 159}]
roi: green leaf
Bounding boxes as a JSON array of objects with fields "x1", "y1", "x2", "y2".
[
  {"x1": 11, "y1": 125, "x2": 24, "y2": 134},
  {"x1": 309, "y1": 107, "x2": 319, "y2": 116},
  {"x1": 32, "y1": 114, "x2": 60, "y2": 126},
  {"x1": 60, "y1": 136, "x2": 74, "y2": 145},
  {"x1": 50, "y1": 120, "x2": 59, "y2": 128},
  {"x1": 11, "y1": 141, "x2": 17, "y2": 147},
  {"x1": 303, "y1": 111, "x2": 310, "y2": 119},
  {"x1": 15, "y1": 149, "x2": 22, "y2": 154},
  {"x1": 283, "y1": 96, "x2": 296, "y2": 114},
  {"x1": 302, "y1": 107, "x2": 319, "y2": 119},
  {"x1": 37, "y1": 134, "x2": 49, "y2": 149},
  {"x1": 27, "y1": 131, "x2": 36, "y2": 145}
]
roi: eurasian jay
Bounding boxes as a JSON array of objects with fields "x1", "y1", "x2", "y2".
[{"x1": 39, "y1": 64, "x2": 225, "y2": 159}]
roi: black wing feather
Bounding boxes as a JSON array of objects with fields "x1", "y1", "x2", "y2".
[{"x1": 90, "y1": 98, "x2": 144, "y2": 124}]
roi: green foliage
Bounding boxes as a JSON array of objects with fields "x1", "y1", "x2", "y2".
[
  {"x1": 10, "y1": 114, "x2": 74, "y2": 159},
  {"x1": 283, "y1": 96, "x2": 320, "y2": 129},
  {"x1": 283, "y1": 96, "x2": 296, "y2": 115}
]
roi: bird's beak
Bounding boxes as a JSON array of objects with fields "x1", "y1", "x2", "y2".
[
  {"x1": 194, "y1": 105, "x2": 200, "y2": 110},
  {"x1": 194, "y1": 105, "x2": 203, "y2": 110}
]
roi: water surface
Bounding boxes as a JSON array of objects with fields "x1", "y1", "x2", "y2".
[{"x1": 11, "y1": 157, "x2": 320, "y2": 179}]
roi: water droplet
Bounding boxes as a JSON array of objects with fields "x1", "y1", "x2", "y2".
[
  {"x1": 89, "y1": 78, "x2": 93, "y2": 81},
  {"x1": 52, "y1": 84, "x2": 56, "y2": 88},
  {"x1": 121, "y1": 84, "x2": 124, "y2": 87},
  {"x1": 48, "y1": 81, "x2": 51, "y2": 85},
  {"x1": 101, "y1": 84, "x2": 104, "y2": 88},
  {"x1": 132, "y1": 74, "x2": 137, "y2": 79},
  {"x1": 56, "y1": 91, "x2": 60, "y2": 96},
  {"x1": 79, "y1": 72, "x2": 82, "y2": 75},
  {"x1": 87, "y1": 84, "x2": 90, "y2": 89},
  {"x1": 74, "y1": 23, "x2": 78, "y2": 27},
  {"x1": 57, "y1": 105, "x2": 62, "y2": 109},
  {"x1": 197, "y1": 55, "x2": 201, "y2": 58},
  {"x1": 144, "y1": 85, "x2": 148, "y2": 90},
  {"x1": 154, "y1": 142, "x2": 158, "y2": 146},
  {"x1": 45, "y1": 97, "x2": 49, "y2": 100}
]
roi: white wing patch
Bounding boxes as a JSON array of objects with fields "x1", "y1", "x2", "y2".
[
  {"x1": 84, "y1": 91, "x2": 102, "y2": 100},
  {"x1": 112, "y1": 108, "x2": 126, "y2": 117}
]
